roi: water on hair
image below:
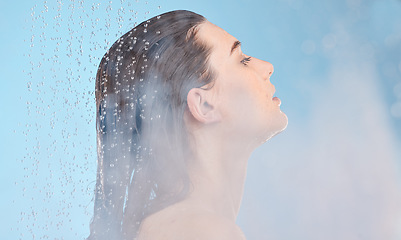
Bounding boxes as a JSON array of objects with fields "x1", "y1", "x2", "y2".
[{"x1": 19, "y1": 1, "x2": 162, "y2": 239}]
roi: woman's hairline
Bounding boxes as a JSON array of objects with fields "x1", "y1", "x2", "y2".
[{"x1": 188, "y1": 20, "x2": 218, "y2": 91}]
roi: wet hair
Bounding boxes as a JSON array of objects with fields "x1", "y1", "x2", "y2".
[{"x1": 88, "y1": 10, "x2": 216, "y2": 240}]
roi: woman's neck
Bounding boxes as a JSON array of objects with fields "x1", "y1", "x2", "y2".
[{"x1": 185, "y1": 131, "x2": 253, "y2": 221}]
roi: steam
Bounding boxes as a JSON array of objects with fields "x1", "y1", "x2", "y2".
[
  {"x1": 239, "y1": 16, "x2": 401, "y2": 240},
  {"x1": 11, "y1": 0, "x2": 401, "y2": 240}
]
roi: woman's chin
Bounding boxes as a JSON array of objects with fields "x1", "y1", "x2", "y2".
[
  {"x1": 259, "y1": 113, "x2": 288, "y2": 144},
  {"x1": 278, "y1": 112, "x2": 288, "y2": 132}
]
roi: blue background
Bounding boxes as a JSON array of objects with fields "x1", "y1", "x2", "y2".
[{"x1": 1, "y1": 0, "x2": 401, "y2": 239}]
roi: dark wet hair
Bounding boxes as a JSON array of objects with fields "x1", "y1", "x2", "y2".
[{"x1": 88, "y1": 10, "x2": 216, "y2": 240}]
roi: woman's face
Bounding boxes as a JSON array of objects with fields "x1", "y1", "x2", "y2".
[{"x1": 197, "y1": 21, "x2": 288, "y2": 143}]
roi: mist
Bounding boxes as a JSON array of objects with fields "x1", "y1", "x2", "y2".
[{"x1": 2, "y1": 0, "x2": 401, "y2": 239}]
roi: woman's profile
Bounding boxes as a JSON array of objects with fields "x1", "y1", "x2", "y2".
[{"x1": 88, "y1": 10, "x2": 287, "y2": 240}]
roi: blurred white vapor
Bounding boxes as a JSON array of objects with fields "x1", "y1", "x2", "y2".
[{"x1": 239, "y1": 20, "x2": 401, "y2": 240}]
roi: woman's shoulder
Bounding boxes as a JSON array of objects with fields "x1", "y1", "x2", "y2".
[{"x1": 137, "y1": 204, "x2": 246, "y2": 240}]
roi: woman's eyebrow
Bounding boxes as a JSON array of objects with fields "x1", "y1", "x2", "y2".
[{"x1": 230, "y1": 40, "x2": 241, "y2": 56}]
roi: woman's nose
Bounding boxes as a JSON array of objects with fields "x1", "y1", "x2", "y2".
[
  {"x1": 254, "y1": 58, "x2": 274, "y2": 81},
  {"x1": 265, "y1": 61, "x2": 274, "y2": 79}
]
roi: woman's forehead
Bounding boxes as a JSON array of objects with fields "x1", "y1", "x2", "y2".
[{"x1": 197, "y1": 21, "x2": 238, "y2": 57}]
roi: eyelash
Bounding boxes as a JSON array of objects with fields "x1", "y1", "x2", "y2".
[{"x1": 240, "y1": 56, "x2": 252, "y2": 66}]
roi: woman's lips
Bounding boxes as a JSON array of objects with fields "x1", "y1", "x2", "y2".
[{"x1": 272, "y1": 96, "x2": 281, "y2": 106}]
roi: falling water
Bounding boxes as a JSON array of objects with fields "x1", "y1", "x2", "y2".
[
  {"x1": 12, "y1": 0, "x2": 401, "y2": 240},
  {"x1": 17, "y1": 1, "x2": 162, "y2": 239}
]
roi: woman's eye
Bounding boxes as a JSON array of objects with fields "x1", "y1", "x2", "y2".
[{"x1": 240, "y1": 56, "x2": 252, "y2": 66}]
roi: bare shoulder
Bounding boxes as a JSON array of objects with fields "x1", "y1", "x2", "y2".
[
  {"x1": 138, "y1": 208, "x2": 246, "y2": 240},
  {"x1": 189, "y1": 213, "x2": 247, "y2": 240},
  {"x1": 177, "y1": 212, "x2": 246, "y2": 240}
]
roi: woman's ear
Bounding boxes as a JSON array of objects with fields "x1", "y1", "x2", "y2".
[{"x1": 187, "y1": 88, "x2": 221, "y2": 124}]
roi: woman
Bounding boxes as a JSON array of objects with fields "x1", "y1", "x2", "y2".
[{"x1": 88, "y1": 10, "x2": 287, "y2": 240}]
